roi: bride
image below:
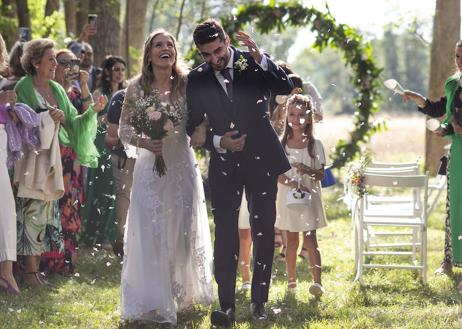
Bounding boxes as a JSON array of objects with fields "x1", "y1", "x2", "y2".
[{"x1": 119, "y1": 29, "x2": 214, "y2": 324}]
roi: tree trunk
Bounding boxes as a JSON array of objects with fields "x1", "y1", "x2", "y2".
[
  {"x1": 148, "y1": 0, "x2": 161, "y2": 32},
  {"x1": 44, "y1": 0, "x2": 59, "y2": 16},
  {"x1": 76, "y1": 0, "x2": 89, "y2": 40},
  {"x1": 89, "y1": 0, "x2": 121, "y2": 68},
  {"x1": 426, "y1": 0, "x2": 460, "y2": 175},
  {"x1": 188, "y1": 0, "x2": 208, "y2": 51},
  {"x1": 64, "y1": 0, "x2": 77, "y2": 36},
  {"x1": 15, "y1": 0, "x2": 30, "y2": 28},
  {"x1": 123, "y1": 0, "x2": 148, "y2": 77},
  {"x1": 175, "y1": 0, "x2": 186, "y2": 40}
]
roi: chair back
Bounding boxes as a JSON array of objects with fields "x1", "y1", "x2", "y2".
[{"x1": 368, "y1": 160, "x2": 419, "y2": 169}]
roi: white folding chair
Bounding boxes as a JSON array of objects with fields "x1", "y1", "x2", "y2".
[
  {"x1": 364, "y1": 165, "x2": 420, "y2": 209},
  {"x1": 367, "y1": 160, "x2": 444, "y2": 217},
  {"x1": 345, "y1": 160, "x2": 419, "y2": 211},
  {"x1": 353, "y1": 172, "x2": 429, "y2": 283},
  {"x1": 367, "y1": 160, "x2": 419, "y2": 169},
  {"x1": 354, "y1": 164, "x2": 421, "y2": 251}
]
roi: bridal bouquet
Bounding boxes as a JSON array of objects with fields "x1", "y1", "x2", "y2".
[{"x1": 128, "y1": 90, "x2": 185, "y2": 176}]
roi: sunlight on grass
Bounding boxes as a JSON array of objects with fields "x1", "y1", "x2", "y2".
[{"x1": 1, "y1": 188, "x2": 460, "y2": 328}]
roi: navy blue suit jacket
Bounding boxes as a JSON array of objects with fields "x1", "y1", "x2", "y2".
[{"x1": 187, "y1": 47, "x2": 292, "y2": 177}]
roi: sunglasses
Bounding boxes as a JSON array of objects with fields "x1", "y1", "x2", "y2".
[{"x1": 57, "y1": 59, "x2": 72, "y2": 67}]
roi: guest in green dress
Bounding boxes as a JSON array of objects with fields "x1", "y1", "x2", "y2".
[
  {"x1": 14, "y1": 38, "x2": 107, "y2": 286},
  {"x1": 81, "y1": 55, "x2": 126, "y2": 248},
  {"x1": 402, "y1": 39, "x2": 462, "y2": 271}
]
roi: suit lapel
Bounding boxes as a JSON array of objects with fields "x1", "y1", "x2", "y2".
[
  {"x1": 230, "y1": 47, "x2": 245, "y2": 116},
  {"x1": 231, "y1": 47, "x2": 242, "y2": 86}
]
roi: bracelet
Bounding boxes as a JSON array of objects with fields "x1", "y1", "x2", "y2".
[{"x1": 81, "y1": 95, "x2": 92, "y2": 103}]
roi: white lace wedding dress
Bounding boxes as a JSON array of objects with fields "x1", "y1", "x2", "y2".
[{"x1": 119, "y1": 78, "x2": 214, "y2": 324}]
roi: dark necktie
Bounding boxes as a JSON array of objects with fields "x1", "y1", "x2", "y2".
[{"x1": 220, "y1": 68, "x2": 233, "y2": 100}]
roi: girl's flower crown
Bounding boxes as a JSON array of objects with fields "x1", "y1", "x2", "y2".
[{"x1": 287, "y1": 90, "x2": 312, "y2": 114}]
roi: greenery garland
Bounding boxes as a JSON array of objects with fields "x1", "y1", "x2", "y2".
[{"x1": 187, "y1": 1, "x2": 383, "y2": 168}]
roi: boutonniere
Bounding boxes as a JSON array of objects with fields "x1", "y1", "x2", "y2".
[{"x1": 235, "y1": 55, "x2": 249, "y2": 72}]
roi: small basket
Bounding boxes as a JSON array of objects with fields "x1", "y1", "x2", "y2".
[{"x1": 286, "y1": 188, "x2": 311, "y2": 210}]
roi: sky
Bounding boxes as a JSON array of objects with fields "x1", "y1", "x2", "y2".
[
  {"x1": 305, "y1": 0, "x2": 436, "y2": 35},
  {"x1": 286, "y1": 0, "x2": 437, "y2": 61}
]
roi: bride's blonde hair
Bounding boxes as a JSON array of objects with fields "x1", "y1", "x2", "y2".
[{"x1": 140, "y1": 29, "x2": 188, "y2": 101}]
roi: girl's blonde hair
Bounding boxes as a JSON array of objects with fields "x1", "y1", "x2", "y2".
[{"x1": 281, "y1": 93, "x2": 316, "y2": 158}]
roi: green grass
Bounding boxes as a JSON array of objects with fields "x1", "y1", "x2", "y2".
[{"x1": 1, "y1": 187, "x2": 461, "y2": 329}]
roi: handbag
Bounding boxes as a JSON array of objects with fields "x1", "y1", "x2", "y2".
[{"x1": 321, "y1": 166, "x2": 336, "y2": 188}]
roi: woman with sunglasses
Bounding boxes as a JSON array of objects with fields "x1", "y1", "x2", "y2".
[{"x1": 82, "y1": 55, "x2": 127, "y2": 250}]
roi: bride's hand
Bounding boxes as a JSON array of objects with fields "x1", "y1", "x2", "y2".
[
  {"x1": 190, "y1": 122, "x2": 207, "y2": 148},
  {"x1": 141, "y1": 138, "x2": 163, "y2": 155}
]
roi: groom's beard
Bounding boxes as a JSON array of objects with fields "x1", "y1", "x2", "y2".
[
  {"x1": 209, "y1": 51, "x2": 230, "y2": 71},
  {"x1": 210, "y1": 57, "x2": 227, "y2": 71}
]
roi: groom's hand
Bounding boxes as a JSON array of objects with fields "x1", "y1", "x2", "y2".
[
  {"x1": 220, "y1": 131, "x2": 247, "y2": 152},
  {"x1": 236, "y1": 31, "x2": 262, "y2": 64}
]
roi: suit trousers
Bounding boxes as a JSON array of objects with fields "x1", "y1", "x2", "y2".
[{"x1": 209, "y1": 158, "x2": 277, "y2": 309}]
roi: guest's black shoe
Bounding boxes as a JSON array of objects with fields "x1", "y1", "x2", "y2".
[
  {"x1": 211, "y1": 307, "x2": 235, "y2": 327},
  {"x1": 250, "y1": 302, "x2": 267, "y2": 321}
]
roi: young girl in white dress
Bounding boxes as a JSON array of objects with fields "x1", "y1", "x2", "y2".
[{"x1": 275, "y1": 94, "x2": 327, "y2": 297}]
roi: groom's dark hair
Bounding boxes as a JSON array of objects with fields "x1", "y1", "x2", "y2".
[{"x1": 193, "y1": 19, "x2": 226, "y2": 46}]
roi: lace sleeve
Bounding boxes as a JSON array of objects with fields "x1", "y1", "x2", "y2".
[{"x1": 119, "y1": 79, "x2": 140, "y2": 147}]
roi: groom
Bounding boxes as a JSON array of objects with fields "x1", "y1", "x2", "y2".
[{"x1": 187, "y1": 19, "x2": 292, "y2": 326}]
